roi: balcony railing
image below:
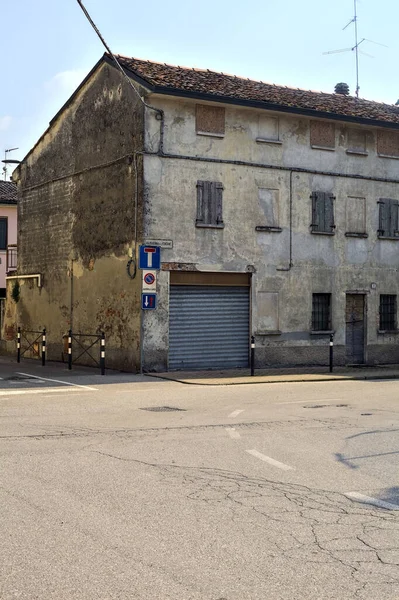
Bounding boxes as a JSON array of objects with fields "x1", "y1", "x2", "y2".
[{"x1": 6, "y1": 244, "x2": 17, "y2": 273}]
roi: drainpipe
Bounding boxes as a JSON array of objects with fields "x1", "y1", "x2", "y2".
[
  {"x1": 276, "y1": 170, "x2": 294, "y2": 272},
  {"x1": 6, "y1": 274, "x2": 42, "y2": 287}
]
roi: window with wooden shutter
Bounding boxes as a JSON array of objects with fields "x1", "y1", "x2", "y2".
[
  {"x1": 196, "y1": 181, "x2": 224, "y2": 228},
  {"x1": 378, "y1": 198, "x2": 399, "y2": 239},
  {"x1": 0, "y1": 218, "x2": 8, "y2": 250},
  {"x1": 310, "y1": 192, "x2": 335, "y2": 234}
]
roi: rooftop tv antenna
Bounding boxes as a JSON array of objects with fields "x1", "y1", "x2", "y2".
[
  {"x1": 2, "y1": 148, "x2": 20, "y2": 181},
  {"x1": 323, "y1": 0, "x2": 387, "y2": 98}
]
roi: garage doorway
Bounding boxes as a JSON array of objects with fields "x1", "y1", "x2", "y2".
[{"x1": 169, "y1": 272, "x2": 250, "y2": 370}]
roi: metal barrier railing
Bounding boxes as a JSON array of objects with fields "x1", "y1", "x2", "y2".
[
  {"x1": 17, "y1": 327, "x2": 46, "y2": 365},
  {"x1": 67, "y1": 330, "x2": 105, "y2": 375}
]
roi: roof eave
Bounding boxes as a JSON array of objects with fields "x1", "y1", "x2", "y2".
[
  {"x1": 116, "y1": 57, "x2": 399, "y2": 128},
  {"x1": 144, "y1": 85, "x2": 399, "y2": 130}
]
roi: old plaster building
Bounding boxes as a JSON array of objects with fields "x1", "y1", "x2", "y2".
[{"x1": 4, "y1": 53, "x2": 399, "y2": 371}]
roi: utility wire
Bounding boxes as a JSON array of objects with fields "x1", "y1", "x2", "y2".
[{"x1": 76, "y1": 0, "x2": 163, "y2": 118}]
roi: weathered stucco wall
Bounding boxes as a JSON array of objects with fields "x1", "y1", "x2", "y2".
[
  {"x1": 4, "y1": 62, "x2": 146, "y2": 370},
  {"x1": 142, "y1": 95, "x2": 399, "y2": 368}
]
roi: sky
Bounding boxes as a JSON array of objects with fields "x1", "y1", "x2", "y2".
[{"x1": 1, "y1": 0, "x2": 398, "y2": 171}]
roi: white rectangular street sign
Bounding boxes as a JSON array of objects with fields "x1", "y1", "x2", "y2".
[
  {"x1": 144, "y1": 239, "x2": 173, "y2": 249},
  {"x1": 142, "y1": 270, "x2": 157, "y2": 292}
]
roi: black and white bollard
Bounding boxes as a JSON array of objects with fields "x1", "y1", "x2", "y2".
[
  {"x1": 329, "y1": 333, "x2": 334, "y2": 373},
  {"x1": 100, "y1": 332, "x2": 105, "y2": 376},
  {"x1": 250, "y1": 335, "x2": 255, "y2": 376},
  {"x1": 17, "y1": 327, "x2": 21, "y2": 363},
  {"x1": 42, "y1": 328, "x2": 46, "y2": 366},
  {"x1": 68, "y1": 329, "x2": 72, "y2": 370}
]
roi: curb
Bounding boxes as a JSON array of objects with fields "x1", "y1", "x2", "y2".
[{"x1": 146, "y1": 372, "x2": 399, "y2": 386}]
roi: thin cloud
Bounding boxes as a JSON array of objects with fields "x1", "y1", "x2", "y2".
[
  {"x1": 45, "y1": 69, "x2": 87, "y2": 94},
  {"x1": 0, "y1": 116, "x2": 12, "y2": 131}
]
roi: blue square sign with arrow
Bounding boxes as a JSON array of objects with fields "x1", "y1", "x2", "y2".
[{"x1": 142, "y1": 293, "x2": 157, "y2": 310}]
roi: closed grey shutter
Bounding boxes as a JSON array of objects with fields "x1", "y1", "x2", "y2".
[
  {"x1": 378, "y1": 199, "x2": 388, "y2": 236},
  {"x1": 196, "y1": 181, "x2": 205, "y2": 224},
  {"x1": 325, "y1": 193, "x2": 335, "y2": 232},
  {"x1": 311, "y1": 192, "x2": 325, "y2": 232},
  {"x1": 215, "y1": 182, "x2": 224, "y2": 225},
  {"x1": 390, "y1": 200, "x2": 399, "y2": 237},
  {"x1": 169, "y1": 285, "x2": 249, "y2": 370}
]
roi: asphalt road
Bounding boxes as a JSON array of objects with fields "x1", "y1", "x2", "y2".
[{"x1": 1, "y1": 363, "x2": 398, "y2": 599}]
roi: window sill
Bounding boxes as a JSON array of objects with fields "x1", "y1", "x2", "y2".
[
  {"x1": 196, "y1": 222, "x2": 225, "y2": 229},
  {"x1": 378, "y1": 329, "x2": 399, "y2": 334},
  {"x1": 255, "y1": 226, "x2": 282, "y2": 233},
  {"x1": 311, "y1": 145, "x2": 335, "y2": 152},
  {"x1": 310, "y1": 230, "x2": 335, "y2": 236},
  {"x1": 310, "y1": 330, "x2": 334, "y2": 335},
  {"x1": 345, "y1": 232, "x2": 368, "y2": 238},
  {"x1": 196, "y1": 131, "x2": 224, "y2": 139},
  {"x1": 256, "y1": 138, "x2": 282, "y2": 145},
  {"x1": 378, "y1": 235, "x2": 399, "y2": 241},
  {"x1": 256, "y1": 330, "x2": 282, "y2": 336},
  {"x1": 378, "y1": 153, "x2": 399, "y2": 160},
  {"x1": 346, "y1": 149, "x2": 368, "y2": 156}
]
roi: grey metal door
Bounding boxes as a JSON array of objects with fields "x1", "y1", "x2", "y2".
[
  {"x1": 345, "y1": 294, "x2": 365, "y2": 364},
  {"x1": 169, "y1": 285, "x2": 250, "y2": 370}
]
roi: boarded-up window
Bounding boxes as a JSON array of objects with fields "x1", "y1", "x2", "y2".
[
  {"x1": 378, "y1": 198, "x2": 399, "y2": 238},
  {"x1": 196, "y1": 181, "x2": 224, "y2": 227},
  {"x1": 377, "y1": 131, "x2": 399, "y2": 157},
  {"x1": 258, "y1": 188, "x2": 279, "y2": 227},
  {"x1": 346, "y1": 196, "x2": 366, "y2": 234},
  {"x1": 258, "y1": 116, "x2": 279, "y2": 141},
  {"x1": 347, "y1": 129, "x2": 367, "y2": 154},
  {"x1": 196, "y1": 105, "x2": 225, "y2": 136},
  {"x1": 311, "y1": 192, "x2": 335, "y2": 234},
  {"x1": 257, "y1": 292, "x2": 279, "y2": 331},
  {"x1": 310, "y1": 121, "x2": 335, "y2": 149}
]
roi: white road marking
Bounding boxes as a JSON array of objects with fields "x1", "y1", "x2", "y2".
[
  {"x1": 345, "y1": 492, "x2": 399, "y2": 511},
  {"x1": 17, "y1": 373, "x2": 98, "y2": 391},
  {"x1": 246, "y1": 449, "x2": 294, "y2": 471},
  {"x1": 225, "y1": 427, "x2": 241, "y2": 439},
  {"x1": 228, "y1": 409, "x2": 244, "y2": 418},
  {"x1": 0, "y1": 388, "x2": 84, "y2": 397}
]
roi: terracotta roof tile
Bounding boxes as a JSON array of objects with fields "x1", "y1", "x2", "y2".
[
  {"x1": 115, "y1": 54, "x2": 399, "y2": 125},
  {"x1": 0, "y1": 181, "x2": 17, "y2": 204}
]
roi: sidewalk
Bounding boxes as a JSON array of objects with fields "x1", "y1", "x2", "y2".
[{"x1": 147, "y1": 364, "x2": 399, "y2": 386}]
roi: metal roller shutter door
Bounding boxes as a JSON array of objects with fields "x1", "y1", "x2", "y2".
[{"x1": 169, "y1": 285, "x2": 249, "y2": 370}]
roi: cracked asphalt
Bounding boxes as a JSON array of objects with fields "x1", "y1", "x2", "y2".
[{"x1": 0, "y1": 363, "x2": 398, "y2": 599}]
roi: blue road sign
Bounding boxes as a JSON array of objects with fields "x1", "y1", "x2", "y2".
[
  {"x1": 139, "y1": 245, "x2": 161, "y2": 270},
  {"x1": 142, "y1": 293, "x2": 157, "y2": 310}
]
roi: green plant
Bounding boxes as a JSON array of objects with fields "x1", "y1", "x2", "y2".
[{"x1": 11, "y1": 280, "x2": 20, "y2": 303}]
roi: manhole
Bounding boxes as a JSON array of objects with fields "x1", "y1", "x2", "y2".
[{"x1": 140, "y1": 406, "x2": 186, "y2": 412}]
